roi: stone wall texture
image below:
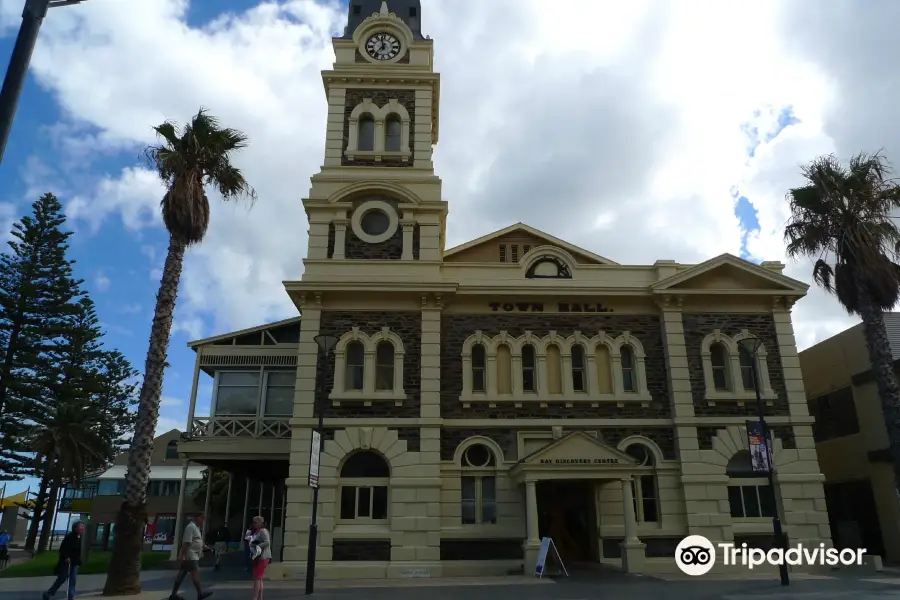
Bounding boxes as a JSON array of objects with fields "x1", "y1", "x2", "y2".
[
  {"x1": 440, "y1": 539, "x2": 524, "y2": 560},
  {"x1": 440, "y1": 314, "x2": 669, "y2": 419},
  {"x1": 682, "y1": 313, "x2": 790, "y2": 417},
  {"x1": 342, "y1": 89, "x2": 416, "y2": 168},
  {"x1": 332, "y1": 540, "x2": 391, "y2": 561},
  {"x1": 345, "y1": 224, "x2": 403, "y2": 260},
  {"x1": 317, "y1": 311, "x2": 421, "y2": 418}
]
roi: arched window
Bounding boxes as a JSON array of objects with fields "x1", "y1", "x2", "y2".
[
  {"x1": 496, "y1": 344, "x2": 512, "y2": 394},
  {"x1": 571, "y1": 344, "x2": 586, "y2": 392},
  {"x1": 522, "y1": 344, "x2": 537, "y2": 393},
  {"x1": 358, "y1": 115, "x2": 375, "y2": 151},
  {"x1": 460, "y1": 443, "x2": 497, "y2": 525},
  {"x1": 345, "y1": 341, "x2": 365, "y2": 391},
  {"x1": 385, "y1": 115, "x2": 402, "y2": 151},
  {"x1": 710, "y1": 342, "x2": 730, "y2": 391},
  {"x1": 339, "y1": 451, "x2": 389, "y2": 521},
  {"x1": 375, "y1": 342, "x2": 394, "y2": 391},
  {"x1": 739, "y1": 349, "x2": 755, "y2": 390},
  {"x1": 726, "y1": 450, "x2": 776, "y2": 518},
  {"x1": 546, "y1": 343, "x2": 562, "y2": 394},
  {"x1": 471, "y1": 344, "x2": 486, "y2": 393},
  {"x1": 625, "y1": 444, "x2": 658, "y2": 522},
  {"x1": 621, "y1": 345, "x2": 636, "y2": 392},
  {"x1": 165, "y1": 441, "x2": 179, "y2": 459}
]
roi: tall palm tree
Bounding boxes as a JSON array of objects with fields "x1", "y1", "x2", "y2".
[
  {"x1": 103, "y1": 109, "x2": 256, "y2": 596},
  {"x1": 784, "y1": 151, "x2": 900, "y2": 491}
]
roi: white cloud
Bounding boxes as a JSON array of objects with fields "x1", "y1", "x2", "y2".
[
  {"x1": 94, "y1": 270, "x2": 111, "y2": 292},
  {"x1": 9, "y1": 0, "x2": 900, "y2": 349},
  {"x1": 155, "y1": 415, "x2": 184, "y2": 436}
]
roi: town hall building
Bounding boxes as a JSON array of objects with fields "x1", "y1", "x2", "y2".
[{"x1": 175, "y1": 0, "x2": 831, "y2": 579}]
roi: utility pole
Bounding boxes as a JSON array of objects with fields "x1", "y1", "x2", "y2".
[{"x1": 0, "y1": 0, "x2": 86, "y2": 165}]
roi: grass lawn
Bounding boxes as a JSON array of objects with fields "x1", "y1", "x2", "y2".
[{"x1": 0, "y1": 550, "x2": 170, "y2": 578}]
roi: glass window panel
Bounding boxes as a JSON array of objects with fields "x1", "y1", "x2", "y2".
[
  {"x1": 373, "y1": 486, "x2": 388, "y2": 520},
  {"x1": 267, "y1": 371, "x2": 295, "y2": 387},
  {"x1": 472, "y1": 345, "x2": 486, "y2": 367},
  {"x1": 340, "y1": 486, "x2": 356, "y2": 520},
  {"x1": 473, "y1": 370, "x2": 485, "y2": 393},
  {"x1": 385, "y1": 117, "x2": 402, "y2": 151},
  {"x1": 264, "y1": 386, "x2": 294, "y2": 416},
  {"x1": 357, "y1": 487, "x2": 371, "y2": 517},
  {"x1": 523, "y1": 370, "x2": 535, "y2": 392},
  {"x1": 522, "y1": 345, "x2": 535, "y2": 368},
  {"x1": 713, "y1": 368, "x2": 729, "y2": 391},
  {"x1": 728, "y1": 486, "x2": 744, "y2": 517},
  {"x1": 215, "y1": 385, "x2": 258, "y2": 415},
  {"x1": 481, "y1": 476, "x2": 496, "y2": 500},
  {"x1": 642, "y1": 497, "x2": 658, "y2": 522},
  {"x1": 571, "y1": 345, "x2": 585, "y2": 368},
  {"x1": 462, "y1": 500, "x2": 477, "y2": 524},
  {"x1": 622, "y1": 369, "x2": 635, "y2": 393},
  {"x1": 572, "y1": 370, "x2": 585, "y2": 392},
  {"x1": 98, "y1": 480, "x2": 123, "y2": 496},
  {"x1": 375, "y1": 366, "x2": 394, "y2": 391},
  {"x1": 710, "y1": 344, "x2": 727, "y2": 367},
  {"x1": 621, "y1": 346, "x2": 634, "y2": 369},
  {"x1": 461, "y1": 476, "x2": 476, "y2": 501},
  {"x1": 341, "y1": 451, "x2": 390, "y2": 478},
  {"x1": 742, "y1": 486, "x2": 761, "y2": 517},
  {"x1": 218, "y1": 372, "x2": 260, "y2": 386},
  {"x1": 759, "y1": 485, "x2": 776, "y2": 517},
  {"x1": 358, "y1": 116, "x2": 375, "y2": 151}
]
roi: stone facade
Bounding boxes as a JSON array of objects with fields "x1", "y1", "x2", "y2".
[
  {"x1": 345, "y1": 224, "x2": 404, "y2": 260},
  {"x1": 440, "y1": 313, "x2": 669, "y2": 419}
]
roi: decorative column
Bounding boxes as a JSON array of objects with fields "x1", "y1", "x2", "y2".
[
  {"x1": 524, "y1": 480, "x2": 541, "y2": 568},
  {"x1": 203, "y1": 468, "x2": 213, "y2": 537},
  {"x1": 169, "y1": 461, "x2": 191, "y2": 560},
  {"x1": 619, "y1": 478, "x2": 646, "y2": 573},
  {"x1": 186, "y1": 351, "x2": 202, "y2": 436},
  {"x1": 401, "y1": 219, "x2": 416, "y2": 260},
  {"x1": 242, "y1": 478, "x2": 251, "y2": 533},
  {"x1": 224, "y1": 473, "x2": 233, "y2": 526},
  {"x1": 332, "y1": 220, "x2": 347, "y2": 260}
]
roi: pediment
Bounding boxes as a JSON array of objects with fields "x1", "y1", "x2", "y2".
[
  {"x1": 443, "y1": 223, "x2": 617, "y2": 265},
  {"x1": 652, "y1": 254, "x2": 808, "y2": 293},
  {"x1": 516, "y1": 432, "x2": 638, "y2": 469}
]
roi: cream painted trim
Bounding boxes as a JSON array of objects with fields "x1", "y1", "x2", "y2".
[
  {"x1": 351, "y1": 4, "x2": 414, "y2": 66},
  {"x1": 442, "y1": 222, "x2": 619, "y2": 265},
  {"x1": 350, "y1": 199, "x2": 399, "y2": 244},
  {"x1": 187, "y1": 316, "x2": 301, "y2": 349},
  {"x1": 324, "y1": 180, "x2": 422, "y2": 207},
  {"x1": 453, "y1": 436, "x2": 505, "y2": 467},
  {"x1": 331, "y1": 327, "x2": 407, "y2": 405},
  {"x1": 651, "y1": 253, "x2": 808, "y2": 292},
  {"x1": 346, "y1": 98, "x2": 411, "y2": 161},
  {"x1": 701, "y1": 329, "x2": 776, "y2": 403},
  {"x1": 616, "y1": 435, "x2": 667, "y2": 465},
  {"x1": 459, "y1": 330, "x2": 652, "y2": 405},
  {"x1": 518, "y1": 245, "x2": 577, "y2": 279}
]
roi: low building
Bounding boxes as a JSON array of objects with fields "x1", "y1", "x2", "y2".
[{"x1": 798, "y1": 315, "x2": 900, "y2": 563}]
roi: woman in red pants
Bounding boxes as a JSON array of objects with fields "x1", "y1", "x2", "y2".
[{"x1": 248, "y1": 516, "x2": 271, "y2": 600}]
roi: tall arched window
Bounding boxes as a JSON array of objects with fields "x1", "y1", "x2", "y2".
[
  {"x1": 625, "y1": 443, "x2": 659, "y2": 522},
  {"x1": 571, "y1": 344, "x2": 586, "y2": 392},
  {"x1": 460, "y1": 443, "x2": 497, "y2": 525},
  {"x1": 165, "y1": 441, "x2": 179, "y2": 459},
  {"x1": 522, "y1": 345, "x2": 537, "y2": 393},
  {"x1": 385, "y1": 115, "x2": 402, "y2": 151},
  {"x1": 345, "y1": 341, "x2": 365, "y2": 391},
  {"x1": 358, "y1": 115, "x2": 375, "y2": 151},
  {"x1": 471, "y1": 344, "x2": 486, "y2": 393},
  {"x1": 739, "y1": 349, "x2": 755, "y2": 390},
  {"x1": 621, "y1": 345, "x2": 636, "y2": 392},
  {"x1": 339, "y1": 451, "x2": 390, "y2": 521},
  {"x1": 726, "y1": 450, "x2": 776, "y2": 518},
  {"x1": 375, "y1": 342, "x2": 395, "y2": 391},
  {"x1": 710, "y1": 342, "x2": 730, "y2": 391},
  {"x1": 546, "y1": 343, "x2": 562, "y2": 394}
]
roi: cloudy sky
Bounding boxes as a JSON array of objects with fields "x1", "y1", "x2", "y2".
[{"x1": 0, "y1": 0, "x2": 895, "y2": 495}]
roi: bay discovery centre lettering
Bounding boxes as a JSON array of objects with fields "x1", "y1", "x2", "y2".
[{"x1": 540, "y1": 458, "x2": 620, "y2": 465}]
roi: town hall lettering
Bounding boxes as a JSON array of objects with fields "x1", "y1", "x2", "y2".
[
  {"x1": 488, "y1": 302, "x2": 613, "y2": 313},
  {"x1": 540, "y1": 458, "x2": 620, "y2": 465}
]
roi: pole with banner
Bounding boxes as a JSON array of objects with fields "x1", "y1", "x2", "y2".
[{"x1": 308, "y1": 431, "x2": 322, "y2": 488}]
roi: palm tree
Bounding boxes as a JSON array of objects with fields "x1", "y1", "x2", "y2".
[
  {"x1": 103, "y1": 109, "x2": 256, "y2": 596},
  {"x1": 784, "y1": 151, "x2": 900, "y2": 491}
]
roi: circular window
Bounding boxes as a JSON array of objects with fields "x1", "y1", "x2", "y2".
[
  {"x1": 350, "y1": 199, "x2": 398, "y2": 244},
  {"x1": 361, "y1": 209, "x2": 390, "y2": 237},
  {"x1": 463, "y1": 444, "x2": 494, "y2": 468}
]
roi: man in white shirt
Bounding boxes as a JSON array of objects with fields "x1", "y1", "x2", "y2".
[{"x1": 169, "y1": 514, "x2": 212, "y2": 600}]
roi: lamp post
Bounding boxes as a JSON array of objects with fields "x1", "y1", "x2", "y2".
[
  {"x1": 0, "y1": 0, "x2": 85, "y2": 165},
  {"x1": 305, "y1": 333, "x2": 338, "y2": 596},
  {"x1": 738, "y1": 337, "x2": 790, "y2": 586}
]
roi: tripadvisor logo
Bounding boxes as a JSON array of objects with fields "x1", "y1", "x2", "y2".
[{"x1": 675, "y1": 535, "x2": 866, "y2": 576}]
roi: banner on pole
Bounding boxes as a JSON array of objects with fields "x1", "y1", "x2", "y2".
[
  {"x1": 746, "y1": 420, "x2": 774, "y2": 474},
  {"x1": 308, "y1": 430, "x2": 322, "y2": 488}
]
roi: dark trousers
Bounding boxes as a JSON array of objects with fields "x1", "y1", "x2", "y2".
[{"x1": 46, "y1": 563, "x2": 78, "y2": 600}]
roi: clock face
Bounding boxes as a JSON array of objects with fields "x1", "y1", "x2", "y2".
[{"x1": 365, "y1": 32, "x2": 401, "y2": 60}]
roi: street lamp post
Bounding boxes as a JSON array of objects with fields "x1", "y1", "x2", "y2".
[
  {"x1": 0, "y1": 0, "x2": 85, "y2": 165},
  {"x1": 738, "y1": 337, "x2": 790, "y2": 587},
  {"x1": 305, "y1": 333, "x2": 338, "y2": 596}
]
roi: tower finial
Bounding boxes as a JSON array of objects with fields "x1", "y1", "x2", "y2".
[{"x1": 380, "y1": 1, "x2": 389, "y2": 15}]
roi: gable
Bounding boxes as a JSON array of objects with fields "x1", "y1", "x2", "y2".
[
  {"x1": 518, "y1": 432, "x2": 637, "y2": 467},
  {"x1": 653, "y1": 254, "x2": 807, "y2": 293},
  {"x1": 443, "y1": 223, "x2": 616, "y2": 265}
]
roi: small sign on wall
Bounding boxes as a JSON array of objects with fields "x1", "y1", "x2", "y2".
[{"x1": 309, "y1": 430, "x2": 322, "y2": 488}]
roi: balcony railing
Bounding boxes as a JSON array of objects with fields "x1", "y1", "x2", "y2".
[{"x1": 188, "y1": 416, "x2": 291, "y2": 439}]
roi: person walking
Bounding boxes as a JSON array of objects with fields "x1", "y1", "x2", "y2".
[
  {"x1": 212, "y1": 524, "x2": 230, "y2": 571},
  {"x1": 248, "y1": 516, "x2": 271, "y2": 600},
  {"x1": 41, "y1": 521, "x2": 83, "y2": 600},
  {"x1": 0, "y1": 529, "x2": 10, "y2": 570},
  {"x1": 169, "y1": 514, "x2": 213, "y2": 600}
]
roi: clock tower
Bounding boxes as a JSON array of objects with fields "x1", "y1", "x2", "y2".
[{"x1": 301, "y1": 0, "x2": 445, "y2": 276}]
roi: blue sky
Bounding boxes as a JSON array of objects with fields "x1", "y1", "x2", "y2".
[{"x1": 0, "y1": 0, "x2": 812, "y2": 502}]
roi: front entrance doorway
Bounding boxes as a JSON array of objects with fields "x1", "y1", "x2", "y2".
[{"x1": 536, "y1": 480, "x2": 597, "y2": 565}]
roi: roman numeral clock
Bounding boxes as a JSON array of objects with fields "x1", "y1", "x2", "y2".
[{"x1": 365, "y1": 32, "x2": 401, "y2": 60}]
